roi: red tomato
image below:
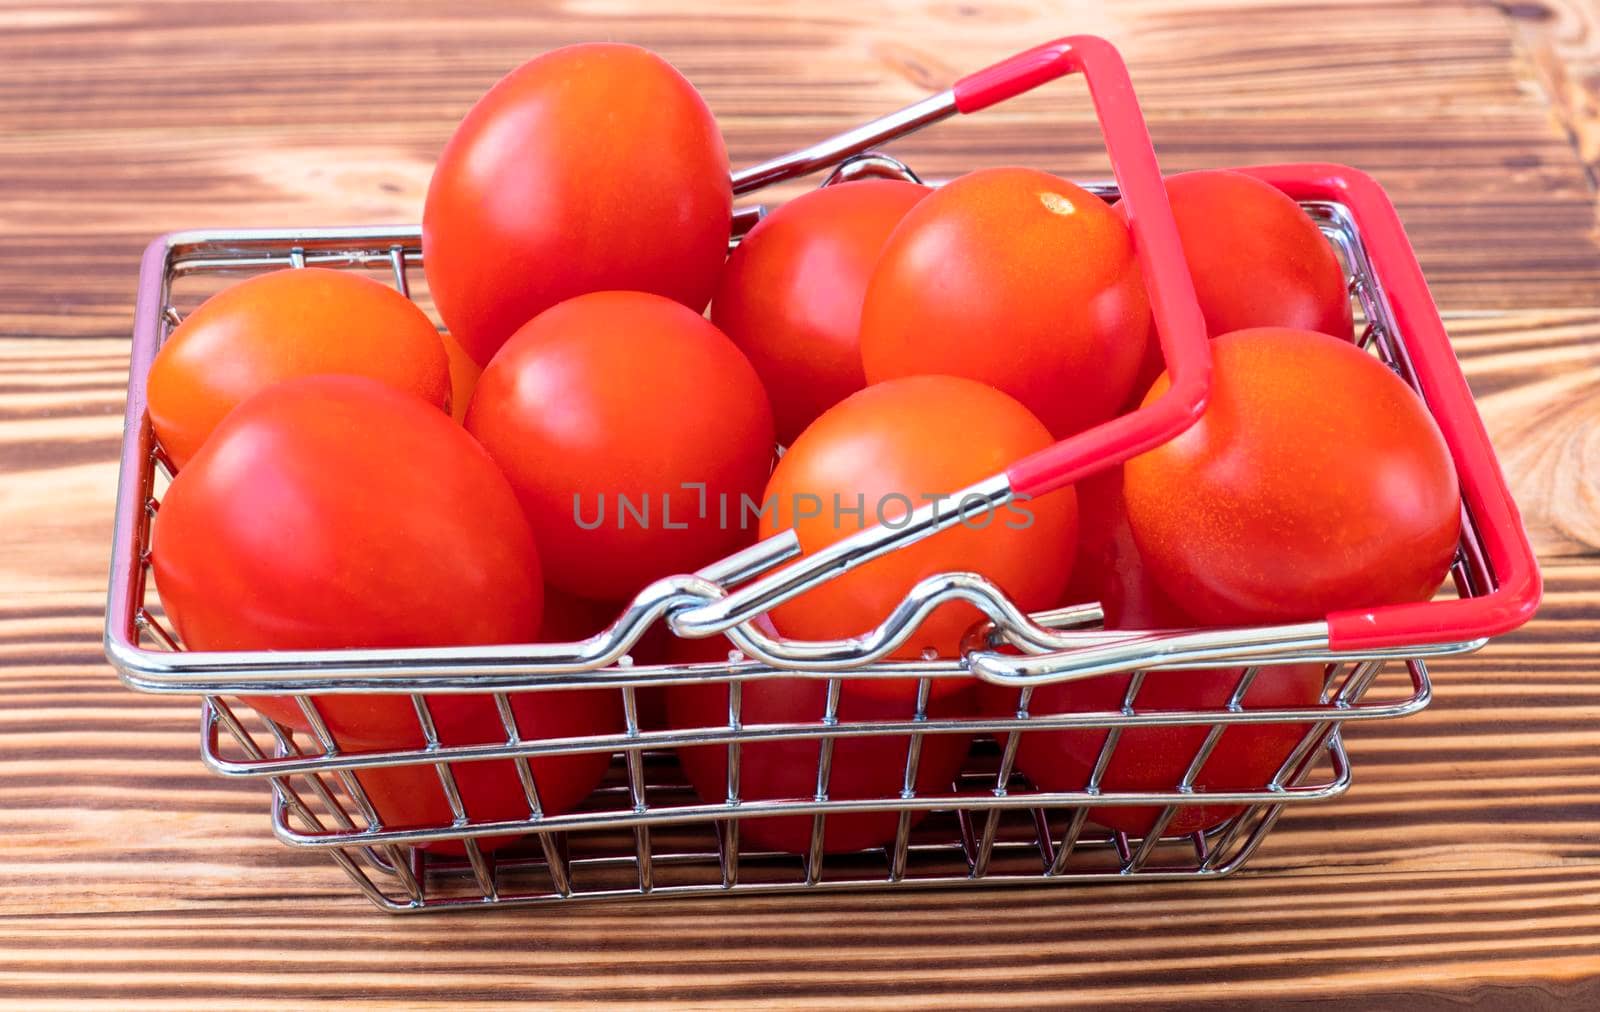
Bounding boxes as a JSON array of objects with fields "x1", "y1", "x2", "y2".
[
  {"x1": 538, "y1": 587, "x2": 620, "y2": 643},
  {"x1": 711, "y1": 179, "x2": 929, "y2": 444},
  {"x1": 147, "y1": 268, "x2": 449, "y2": 468},
  {"x1": 1118, "y1": 170, "x2": 1354, "y2": 399},
  {"x1": 1137, "y1": 170, "x2": 1353, "y2": 341},
  {"x1": 352, "y1": 686, "x2": 620, "y2": 856},
  {"x1": 154, "y1": 375, "x2": 624, "y2": 856},
  {"x1": 423, "y1": 43, "x2": 732, "y2": 366},
  {"x1": 980, "y1": 494, "x2": 1324, "y2": 836},
  {"x1": 983, "y1": 662, "x2": 1325, "y2": 837},
  {"x1": 860, "y1": 167, "x2": 1150, "y2": 438},
  {"x1": 150, "y1": 374, "x2": 546, "y2": 748},
  {"x1": 665, "y1": 632, "x2": 973, "y2": 854},
  {"x1": 466, "y1": 291, "x2": 775, "y2": 602},
  {"x1": 1059, "y1": 468, "x2": 1139, "y2": 611},
  {"x1": 354, "y1": 589, "x2": 625, "y2": 856},
  {"x1": 1124, "y1": 328, "x2": 1461, "y2": 626},
  {"x1": 759, "y1": 375, "x2": 1078, "y2": 701},
  {"x1": 538, "y1": 586, "x2": 670, "y2": 730}
]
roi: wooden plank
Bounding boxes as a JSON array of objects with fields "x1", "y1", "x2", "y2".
[
  {"x1": 1504, "y1": 0, "x2": 1600, "y2": 185},
  {"x1": 1, "y1": 0, "x2": 1598, "y2": 340},
  {"x1": 1450, "y1": 311, "x2": 1600, "y2": 561}
]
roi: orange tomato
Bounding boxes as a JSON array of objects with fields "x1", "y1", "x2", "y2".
[
  {"x1": 352, "y1": 684, "x2": 621, "y2": 856},
  {"x1": 984, "y1": 471, "x2": 1326, "y2": 836},
  {"x1": 860, "y1": 167, "x2": 1150, "y2": 439},
  {"x1": 147, "y1": 268, "x2": 449, "y2": 468},
  {"x1": 984, "y1": 660, "x2": 1326, "y2": 837},
  {"x1": 759, "y1": 375, "x2": 1078, "y2": 701},
  {"x1": 440, "y1": 331, "x2": 483, "y2": 424}
]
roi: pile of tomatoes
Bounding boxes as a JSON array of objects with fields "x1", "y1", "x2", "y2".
[{"x1": 145, "y1": 43, "x2": 1463, "y2": 854}]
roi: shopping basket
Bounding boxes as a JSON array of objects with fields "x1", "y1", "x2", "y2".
[{"x1": 104, "y1": 36, "x2": 1541, "y2": 912}]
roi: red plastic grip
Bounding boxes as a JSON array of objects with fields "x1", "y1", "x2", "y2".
[
  {"x1": 955, "y1": 38, "x2": 1083, "y2": 114},
  {"x1": 1236, "y1": 164, "x2": 1541, "y2": 650},
  {"x1": 954, "y1": 37, "x2": 1211, "y2": 498}
]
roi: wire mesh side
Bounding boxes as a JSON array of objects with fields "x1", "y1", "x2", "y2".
[
  {"x1": 126, "y1": 177, "x2": 1460, "y2": 912},
  {"x1": 279, "y1": 719, "x2": 1358, "y2": 912}
]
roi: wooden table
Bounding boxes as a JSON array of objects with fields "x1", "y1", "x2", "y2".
[{"x1": 4, "y1": 1, "x2": 1598, "y2": 1006}]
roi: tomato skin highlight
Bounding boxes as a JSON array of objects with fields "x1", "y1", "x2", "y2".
[
  {"x1": 466, "y1": 291, "x2": 776, "y2": 602},
  {"x1": 759, "y1": 375, "x2": 1078, "y2": 702},
  {"x1": 147, "y1": 268, "x2": 450, "y2": 469},
  {"x1": 712, "y1": 179, "x2": 929, "y2": 445},
  {"x1": 423, "y1": 43, "x2": 732, "y2": 366},
  {"x1": 1124, "y1": 327, "x2": 1461, "y2": 626},
  {"x1": 860, "y1": 167, "x2": 1150, "y2": 439},
  {"x1": 665, "y1": 631, "x2": 973, "y2": 854}
]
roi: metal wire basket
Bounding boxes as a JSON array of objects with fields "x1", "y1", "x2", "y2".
[{"x1": 104, "y1": 37, "x2": 1541, "y2": 912}]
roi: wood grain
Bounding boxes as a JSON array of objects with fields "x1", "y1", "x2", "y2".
[
  {"x1": 3, "y1": 0, "x2": 1600, "y2": 338},
  {"x1": 1507, "y1": 0, "x2": 1600, "y2": 185},
  {"x1": 1, "y1": 0, "x2": 1599, "y2": 1007}
]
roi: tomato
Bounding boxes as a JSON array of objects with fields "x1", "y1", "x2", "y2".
[
  {"x1": 440, "y1": 331, "x2": 483, "y2": 425},
  {"x1": 980, "y1": 488, "x2": 1324, "y2": 836},
  {"x1": 665, "y1": 631, "x2": 973, "y2": 854},
  {"x1": 423, "y1": 43, "x2": 732, "y2": 366},
  {"x1": 983, "y1": 661, "x2": 1325, "y2": 837},
  {"x1": 152, "y1": 375, "x2": 625, "y2": 854},
  {"x1": 538, "y1": 585, "x2": 670, "y2": 729},
  {"x1": 151, "y1": 374, "x2": 546, "y2": 747},
  {"x1": 759, "y1": 375, "x2": 1077, "y2": 702},
  {"x1": 1124, "y1": 327, "x2": 1460, "y2": 626},
  {"x1": 711, "y1": 179, "x2": 929, "y2": 444},
  {"x1": 1137, "y1": 170, "x2": 1353, "y2": 341},
  {"x1": 351, "y1": 685, "x2": 620, "y2": 856},
  {"x1": 1118, "y1": 170, "x2": 1355, "y2": 399},
  {"x1": 1059, "y1": 468, "x2": 1140, "y2": 612},
  {"x1": 859, "y1": 167, "x2": 1150, "y2": 438},
  {"x1": 147, "y1": 268, "x2": 449, "y2": 469},
  {"x1": 353, "y1": 588, "x2": 624, "y2": 856},
  {"x1": 538, "y1": 586, "x2": 619, "y2": 643},
  {"x1": 466, "y1": 291, "x2": 775, "y2": 602}
]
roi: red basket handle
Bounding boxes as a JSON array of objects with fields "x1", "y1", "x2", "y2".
[
  {"x1": 952, "y1": 37, "x2": 1211, "y2": 497},
  {"x1": 1237, "y1": 164, "x2": 1541, "y2": 650},
  {"x1": 673, "y1": 36, "x2": 1210, "y2": 645}
]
